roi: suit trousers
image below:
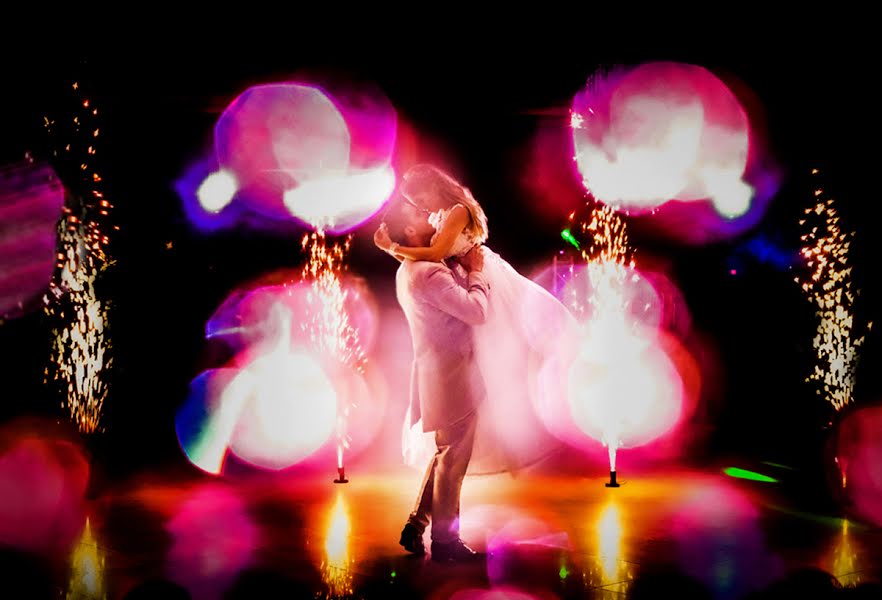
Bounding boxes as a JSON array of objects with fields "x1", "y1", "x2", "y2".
[{"x1": 407, "y1": 409, "x2": 478, "y2": 542}]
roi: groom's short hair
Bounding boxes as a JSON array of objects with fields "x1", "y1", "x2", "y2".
[{"x1": 383, "y1": 198, "x2": 412, "y2": 245}]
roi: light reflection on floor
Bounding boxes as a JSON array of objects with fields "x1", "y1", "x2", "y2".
[
  {"x1": 321, "y1": 488, "x2": 354, "y2": 598},
  {"x1": 7, "y1": 467, "x2": 880, "y2": 599}
]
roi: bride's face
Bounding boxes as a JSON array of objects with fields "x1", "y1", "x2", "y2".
[{"x1": 405, "y1": 190, "x2": 441, "y2": 212}]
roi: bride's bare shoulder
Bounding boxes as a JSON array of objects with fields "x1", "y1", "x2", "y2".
[{"x1": 447, "y1": 203, "x2": 471, "y2": 223}]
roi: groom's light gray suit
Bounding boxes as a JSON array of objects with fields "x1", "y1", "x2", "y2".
[{"x1": 396, "y1": 258, "x2": 490, "y2": 542}]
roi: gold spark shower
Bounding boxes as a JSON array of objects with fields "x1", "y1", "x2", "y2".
[
  {"x1": 796, "y1": 170, "x2": 869, "y2": 412},
  {"x1": 300, "y1": 231, "x2": 365, "y2": 372},
  {"x1": 581, "y1": 201, "x2": 632, "y2": 266},
  {"x1": 564, "y1": 199, "x2": 634, "y2": 318},
  {"x1": 43, "y1": 81, "x2": 115, "y2": 262},
  {"x1": 43, "y1": 81, "x2": 115, "y2": 433},
  {"x1": 45, "y1": 216, "x2": 111, "y2": 433}
]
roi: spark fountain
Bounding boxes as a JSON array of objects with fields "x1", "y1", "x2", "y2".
[
  {"x1": 43, "y1": 80, "x2": 115, "y2": 434},
  {"x1": 796, "y1": 169, "x2": 870, "y2": 414},
  {"x1": 563, "y1": 199, "x2": 636, "y2": 487},
  {"x1": 177, "y1": 81, "x2": 395, "y2": 479},
  {"x1": 300, "y1": 231, "x2": 364, "y2": 483}
]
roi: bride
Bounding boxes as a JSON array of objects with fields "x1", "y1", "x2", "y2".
[{"x1": 375, "y1": 164, "x2": 578, "y2": 475}]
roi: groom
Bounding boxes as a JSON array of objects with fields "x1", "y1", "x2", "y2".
[{"x1": 379, "y1": 199, "x2": 489, "y2": 563}]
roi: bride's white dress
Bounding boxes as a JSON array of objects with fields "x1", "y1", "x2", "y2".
[{"x1": 402, "y1": 203, "x2": 578, "y2": 475}]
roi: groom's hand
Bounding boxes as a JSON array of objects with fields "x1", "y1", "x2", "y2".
[
  {"x1": 373, "y1": 223, "x2": 392, "y2": 252},
  {"x1": 459, "y1": 245, "x2": 484, "y2": 273}
]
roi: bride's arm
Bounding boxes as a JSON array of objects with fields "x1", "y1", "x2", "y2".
[{"x1": 391, "y1": 205, "x2": 471, "y2": 262}]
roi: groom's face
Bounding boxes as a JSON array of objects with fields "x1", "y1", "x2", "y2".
[{"x1": 402, "y1": 202, "x2": 435, "y2": 247}]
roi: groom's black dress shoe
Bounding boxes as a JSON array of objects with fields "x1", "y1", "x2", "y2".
[
  {"x1": 430, "y1": 539, "x2": 482, "y2": 564},
  {"x1": 399, "y1": 523, "x2": 426, "y2": 555}
]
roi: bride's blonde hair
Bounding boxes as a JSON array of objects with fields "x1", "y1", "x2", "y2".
[{"x1": 400, "y1": 164, "x2": 488, "y2": 243}]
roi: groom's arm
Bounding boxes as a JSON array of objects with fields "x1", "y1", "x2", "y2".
[{"x1": 415, "y1": 264, "x2": 490, "y2": 325}]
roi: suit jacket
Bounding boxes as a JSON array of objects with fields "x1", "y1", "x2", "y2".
[{"x1": 396, "y1": 259, "x2": 490, "y2": 432}]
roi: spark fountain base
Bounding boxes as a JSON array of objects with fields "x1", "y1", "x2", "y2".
[
  {"x1": 605, "y1": 470, "x2": 620, "y2": 488},
  {"x1": 334, "y1": 466, "x2": 349, "y2": 484}
]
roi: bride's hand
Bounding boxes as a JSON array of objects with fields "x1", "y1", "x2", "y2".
[{"x1": 373, "y1": 223, "x2": 393, "y2": 252}]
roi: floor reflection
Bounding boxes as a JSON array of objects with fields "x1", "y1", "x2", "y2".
[
  {"x1": 66, "y1": 517, "x2": 106, "y2": 600},
  {"x1": 4, "y1": 468, "x2": 879, "y2": 599},
  {"x1": 587, "y1": 497, "x2": 635, "y2": 590},
  {"x1": 321, "y1": 487, "x2": 354, "y2": 598},
  {"x1": 824, "y1": 519, "x2": 866, "y2": 587}
]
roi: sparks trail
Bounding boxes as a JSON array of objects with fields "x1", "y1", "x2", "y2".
[{"x1": 796, "y1": 169, "x2": 871, "y2": 412}]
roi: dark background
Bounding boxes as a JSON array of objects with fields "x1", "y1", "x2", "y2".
[{"x1": 1, "y1": 21, "x2": 878, "y2": 487}]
